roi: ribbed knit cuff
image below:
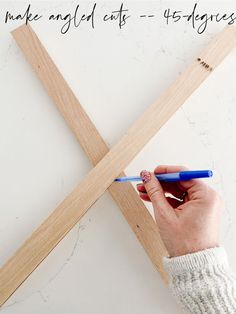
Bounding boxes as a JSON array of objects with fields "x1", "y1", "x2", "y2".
[{"x1": 163, "y1": 247, "x2": 229, "y2": 276}]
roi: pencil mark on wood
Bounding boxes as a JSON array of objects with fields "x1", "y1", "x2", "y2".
[{"x1": 197, "y1": 57, "x2": 213, "y2": 71}]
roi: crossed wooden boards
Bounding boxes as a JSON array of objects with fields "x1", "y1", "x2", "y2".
[{"x1": 0, "y1": 24, "x2": 236, "y2": 306}]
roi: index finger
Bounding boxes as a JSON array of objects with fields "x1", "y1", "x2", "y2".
[{"x1": 154, "y1": 164, "x2": 205, "y2": 190}]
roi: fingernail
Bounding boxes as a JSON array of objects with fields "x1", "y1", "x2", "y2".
[{"x1": 140, "y1": 170, "x2": 151, "y2": 183}]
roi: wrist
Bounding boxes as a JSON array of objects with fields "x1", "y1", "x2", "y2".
[{"x1": 166, "y1": 236, "x2": 220, "y2": 258}]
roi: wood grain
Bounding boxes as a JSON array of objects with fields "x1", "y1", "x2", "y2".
[
  {"x1": 1, "y1": 24, "x2": 235, "y2": 306},
  {"x1": 11, "y1": 24, "x2": 168, "y2": 278}
]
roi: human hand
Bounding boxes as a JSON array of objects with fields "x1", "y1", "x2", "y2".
[{"x1": 136, "y1": 165, "x2": 223, "y2": 257}]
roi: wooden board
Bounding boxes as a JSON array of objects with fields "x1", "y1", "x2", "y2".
[
  {"x1": 0, "y1": 25, "x2": 235, "y2": 306},
  {"x1": 11, "y1": 24, "x2": 168, "y2": 281}
]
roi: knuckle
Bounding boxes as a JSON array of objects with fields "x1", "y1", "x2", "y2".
[
  {"x1": 212, "y1": 192, "x2": 222, "y2": 208},
  {"x1": 197, "y1": 184, "x2": 213, "y2": 200},
  {"x1": 148, "y1": 186, "x2": 162, "y2": 200},
  {"x1": 208, "y1": 188, "x2": 220, "y2": 202},
  {"x1": 203, "y1": 187, "x2": 222, "y2": 211}
]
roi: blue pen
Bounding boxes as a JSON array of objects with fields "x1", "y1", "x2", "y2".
[{"x1": 115, "y1": 170, "x2": 213, "y2": 182}]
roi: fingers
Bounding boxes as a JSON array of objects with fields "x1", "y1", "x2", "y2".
[
  {"x1": 139, "y1": 192, "x2": 183, "y2": 209},
  {"x1": 137, "y1": 165, "x2": 208, "y2": 208},
  {"x1": 137, "y1": 182, "x2": 184, "y2": 200},
  {"x1": 154, "y1": 164, "x2": 206, "y2": 191},
  {"x1": 154, "y1": 165, "x2": 188, "y2": 174},
  {"x1": 140, "y1": 170, "x2": 177, "y2": 221}
]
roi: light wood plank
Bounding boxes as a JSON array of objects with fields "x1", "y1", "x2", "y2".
[
  {"x1": 1, "y1": 25, "x2": 235, "y2": 306},
  {"x1": 11, "y1": 24, "x2": 168, "y2": 280}
]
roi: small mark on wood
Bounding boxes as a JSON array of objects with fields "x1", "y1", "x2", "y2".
[
  {"x1": 136, "y1": 224, "x2": 140, "y2": 229},
  {"x1": 197, "y1": 57, "x2": 213, "y2": 71}
]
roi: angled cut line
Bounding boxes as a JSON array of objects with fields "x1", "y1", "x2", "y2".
[{"x1": 0, "y1": 24, "x2": 236, "y2": 306}]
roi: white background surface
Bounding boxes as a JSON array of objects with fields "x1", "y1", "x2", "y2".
[{"x1": 1, "y1": 1, "x2": 236, "y2": 313}]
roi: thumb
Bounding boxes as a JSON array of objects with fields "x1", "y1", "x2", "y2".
[{"x1": 140, "y1": 170, "x2": 175, "y2": 221}]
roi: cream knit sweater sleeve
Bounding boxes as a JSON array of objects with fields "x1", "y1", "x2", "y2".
[{"x1": 163, "y1": 247, "x2": 236, "y2": 313}]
